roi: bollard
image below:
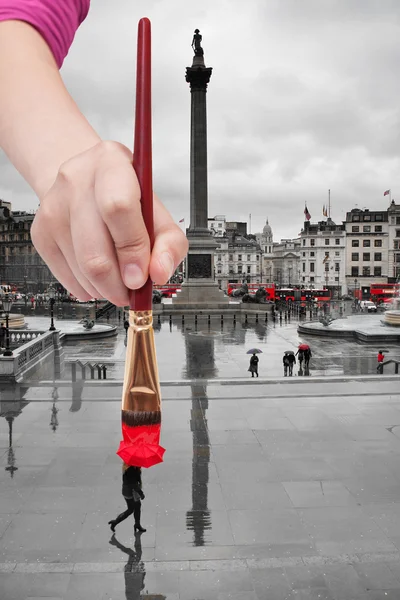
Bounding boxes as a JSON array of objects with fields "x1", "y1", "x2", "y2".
[
  {"x1": 221, "y1": 314, "x2": 223, "y2": 324},
  {"x1": 195, "y1": 314, "x2": 198, "y2": 325},
  {"x1": 233, "y1": 314, "x2": 236, "y2": 324},
  {"x1": 395, "y1": 363, "x2": 399, "y2": 375},
  {"x1": 256, "y1": 313, "x2": 259, "y2": 323},
  {"x1": 158, "y1": 314, "x2": 161, "y2": 325},
  {"x1": 265, "y1": 313, "x2": 268, "y2": 323},
  {"x1": 169, "y1": 314, "x2": 172, "y2": 324},
  {"x1": 245, "y1": 314, "x2": 248, "y2": 323},
  {"x1": 208, "y1": 314, "x2": 211, "y2": 325},
  {"x1": 103, "y1": 365, "x2": 107, "y2": 379},
  {"x1": 97, "y1": 365, "x2": 102, "y2": 379}
]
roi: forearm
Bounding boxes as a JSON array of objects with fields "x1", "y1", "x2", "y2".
[{"x1": 0, "y1": 20, "x2": 100, "y2": 199}]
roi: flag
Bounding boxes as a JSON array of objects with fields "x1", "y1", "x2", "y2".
[
  {"x1": 179, "y1": 218, "x2": 184, "y2": 223},
  {"x1": 322, "y1": 205, "x2": 328, "y2": 217},
  {"x1": 323, "y1": 255, "x2": 329, "y2": 264},
  {"x1": 304, "y1": 206, "x2": 311, "y2": 221},
  {"x1": 384, "y1": 190, "x2": 390, "y2": 197}
]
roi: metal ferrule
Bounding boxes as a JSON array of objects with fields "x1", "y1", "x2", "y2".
[{"x1": 121, "y1": 310, "x2": 161, "y2": 414}]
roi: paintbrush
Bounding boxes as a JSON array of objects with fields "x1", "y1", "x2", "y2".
[{"x1": 117, "y1": 17, "x2": 165, "y2": 469}]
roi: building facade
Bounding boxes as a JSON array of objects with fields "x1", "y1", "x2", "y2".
[
  {"x1": 212, "y1": 221, "x2": 262, "y2": 291},
  {"x1": 387, "y1": 200, "x2": 400, "y2": 282},
  {"x1": 344, "y1": 208, "x2": 389, "y2": 295},
  {"x1": 299, "y1": 218, "x2": 346, "y2": 297},
  {"x1": 0, "y1": 201, "x2": 56, "y2": 293},
  {"x1": 208, "y1": 215, "x2": 226, "y2": 237},
  {"x1": 271, "y1": 239, "x2": 301, "y2": 287}
]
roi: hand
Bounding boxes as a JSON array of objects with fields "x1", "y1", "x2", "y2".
[
  {"x1": 31, "y1": 141, "x2": 188, "y2": 306},
  {"x1": 139, "y1": 491, "x2": 145, "y2": 500}
]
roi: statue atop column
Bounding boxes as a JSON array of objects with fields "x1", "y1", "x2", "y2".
[{"x1": 192, "y1": 29, "x2": 204, "y2": 56}]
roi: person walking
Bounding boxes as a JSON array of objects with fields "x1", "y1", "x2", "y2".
[
  {"x1": 283, "y1": 353, "x2": 290, "y2": 377},
  {"x1": 124, "y1": 319, "x2": 130, "y2": 336},
  {"x1": 248, "y1": 353, "x2": 259, "y2": 378},
  {"x1": 295, "y1": 348, "x2": 304, "y2": 368},
  {"x1": 108, "y1": 465, "x2": 146, "y2": 533},
  {"x1": 287, "y1": 353, "x2": 296, "y2": 376},
  {"x1": 304, "y1": 347, "x2": 312, "y2": 369},
  {"x1": 377, "y1": 350, "x2": 385, "y2": 374}
]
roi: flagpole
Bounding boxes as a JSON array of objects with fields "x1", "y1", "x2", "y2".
[
  {"x1": 249, "y1": 213, "x2": 251, "y2": 234},
  {"x1": 328, "y1": 189, "x2": 331, "y2": 219}
]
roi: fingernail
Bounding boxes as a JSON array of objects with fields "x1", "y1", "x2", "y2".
[
  {"x1": 124, "y1": 264, "x2": 145, "y2": 289},
  {"x1": 160, "y1": 252, "x2": 175, "y2": 279}
]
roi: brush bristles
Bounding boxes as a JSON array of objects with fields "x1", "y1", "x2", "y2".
[{"x1": 122, "y1": 409, "x2": 161, "y2": 426}]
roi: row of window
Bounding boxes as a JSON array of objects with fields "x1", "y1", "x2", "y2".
[
  {"x1": 352, "y1": 239, "x2": 382, "y2": 248},
  {"x1": 225, "y1": 254, "x2": 260, "y2": 262},
  {"x1": 0, "y1": 233, "x2": 28, "y2": 241},
  {"x1": 302, "y1": 262, "x2": 340, "y2": 273},
  {"x1": 351, "y1": 225, "x2": 383, "y2": 233},
  {"x1": 351, "y1": 213, "x2": 384, "y2": 222},
  {"x1": 1, "y1": 246, "x2": 34, "y2": 255},
  {"x1": 0, "y1": 222, "x2": 30, "y2": 232},
  {"x1": 351, "y1": 253, "x2": 382, "y2": 261},
  {"x1": 302, "y1": 238, "x2": 342, "y2": 246},
  {"x1": 351, "y1": 267, "x2": 382, "y2": 276},
  {"x1": 224, "y1": 266, "x2": 254, "y2": 275}
]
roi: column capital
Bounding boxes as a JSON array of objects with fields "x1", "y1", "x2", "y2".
[{"x1": 186, "y1": 66, "x2": 212, "y2": 91}]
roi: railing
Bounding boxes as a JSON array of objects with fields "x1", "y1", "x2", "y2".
[
  {"x1": 95, "y1": 301, "x2": 115, "y2": 320},
  {"x1": 0, "y1": 330, "x2": 59, "y2": 380},
  {"x1": 9, "y1": 329, "x2": 44, "y2": 348},
  {"x1": 70, "y1": 360, "x2": 107, "y2": 380},
  {"x1": 377, "y1": 360, "x2": 400, "y2": 375}
]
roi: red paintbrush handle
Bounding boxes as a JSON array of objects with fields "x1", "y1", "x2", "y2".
[{"x1": 129, "y1": 17, "x2": 153, "y2": 312}]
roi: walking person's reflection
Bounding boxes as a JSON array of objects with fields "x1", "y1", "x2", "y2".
[
  {"x1": 108, "y1": 465, "x2": 146, "y2": 533},
  {"x1": 109, "y1": 533, "x2": 146, "y2": 600}
]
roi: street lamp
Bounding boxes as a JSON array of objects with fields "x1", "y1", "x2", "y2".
[
  {"x1": 48, "y1": 284, "x2": 56, "y2": 331},
  {"x1": 2, "y1": 293, "x2": 13, "y2": 356}
]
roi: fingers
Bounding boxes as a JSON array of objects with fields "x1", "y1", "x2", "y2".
[
  {"x1": 94, "y1": 147, "x2": 150, "y2": 292},
  {"x1": 31, "y1": 211, "x2": 93, "y2": 301},
  {"x1": 69, "y1": 193, "x2": 130, "y2": 307},
  {"x1": 150, "y1": 195, "x2": 188, "y2": 284}
]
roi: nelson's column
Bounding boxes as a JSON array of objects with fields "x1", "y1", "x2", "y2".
[{"x1": 174, "y1": 29, "x2": 227, "y2": 305}]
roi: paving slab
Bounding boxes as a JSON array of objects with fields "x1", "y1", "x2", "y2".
[{"x1": 2, "y1": 375, "x2": 400, "y2": 597}]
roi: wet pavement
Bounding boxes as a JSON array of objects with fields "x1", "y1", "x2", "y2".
[
  {"x1": 2, "y1": 379, "x2": 400, "y2": 598},
  {"x1": 2, "y1": 313, "x2": 400, "y2": 598},
  {"x1": 50, "y1": 314, "x2": 400, "y2": 381}
]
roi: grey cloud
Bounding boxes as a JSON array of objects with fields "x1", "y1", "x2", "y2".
[{"x1": 0, "y1": 0, "x2": 398, "y2": 243}]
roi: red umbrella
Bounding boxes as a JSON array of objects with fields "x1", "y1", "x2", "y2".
[
  {"x1": 117, "y1": 423, "x2": 165, "y2": 468},
  {"x1": 298, "y1": 344, "x2": 310, "y2": 351}
]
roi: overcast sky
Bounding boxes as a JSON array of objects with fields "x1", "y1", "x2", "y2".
[{"x1": 0, "y1": 0, "x2": 399, "y2": 241}]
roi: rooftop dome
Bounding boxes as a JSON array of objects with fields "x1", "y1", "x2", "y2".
[{"x1": 263, "y1": 218, "x2": 272, "y2": 236}]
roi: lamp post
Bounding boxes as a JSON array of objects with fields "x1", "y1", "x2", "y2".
[
  {"x1": 48, "y1": 284, "x2": 56, "y2": 331},
  {"x1": 2, "y1": 293, "x2": 13, "y2": 356}
]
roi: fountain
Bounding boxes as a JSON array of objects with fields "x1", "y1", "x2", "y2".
[{"x1": 383, "y1": 294, "x2": 400, "y2": 327}]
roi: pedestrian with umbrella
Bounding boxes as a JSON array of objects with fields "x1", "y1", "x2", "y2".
[
  {"x1": 247, "y1": 348, "x2": 262, "y2": 378},
  {"x1": 283, "y1": 351, "x2": 296, "y2": 377},
  {"x1": 296, "y1": 344, "x2": 310, "y2": 370},
  {"x1": 108, "y1": 464, "x2": 146, "y2": 534}
]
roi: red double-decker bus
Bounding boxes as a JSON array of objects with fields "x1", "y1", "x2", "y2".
[
  {"x1": 275, "y1": 288, "x2": 331, "y2": 303},
  {"x1": 370, "y1": 283, "x2": 399, "y2": 304}
]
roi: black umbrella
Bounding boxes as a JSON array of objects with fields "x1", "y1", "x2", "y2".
[
  {"x1": 284, "y1": 350, "x2": 295, "y2": 355},
  {"x1": 246, "y1": 348, "x2": 263, "y2": 354}
]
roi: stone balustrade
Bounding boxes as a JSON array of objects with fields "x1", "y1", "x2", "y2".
[
  {"x1": 0, "y1": 330, "x2": 60, "y2": 381},
  {"x1": 9, "y1": 330, "x2": 44, "y2": 348}
]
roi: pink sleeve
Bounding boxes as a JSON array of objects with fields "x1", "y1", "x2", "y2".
[{"x1": 0, "y1": 0, "x2": 90, "y2": 68}]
